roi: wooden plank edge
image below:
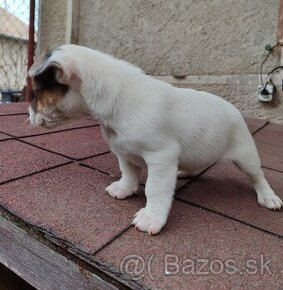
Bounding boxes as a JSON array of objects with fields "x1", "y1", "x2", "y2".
[{"x1": 0, "y1": 216, "x2": 120, "y2": 290}]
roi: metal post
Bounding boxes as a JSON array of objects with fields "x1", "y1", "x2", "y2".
[{"x1": 26, "y1": 0, "x2": 35, "y2": 102}]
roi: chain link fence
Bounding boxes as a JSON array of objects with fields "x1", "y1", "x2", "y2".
[{"x1": 0, "y1": 0, "x2": 37, "y2": 102}]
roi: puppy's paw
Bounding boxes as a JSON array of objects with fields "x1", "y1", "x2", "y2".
[
  {"x1": 258, "y1": 194, "x2": 282, "y2": 210},
  {"x1": 105, "y1": 181, "x2": 137, "y2": 199},
  {"x1": 132, "y1": 208, "x2": 167, "y2": 235}
]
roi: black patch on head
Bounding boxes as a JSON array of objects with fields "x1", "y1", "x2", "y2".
[
  {"x1": 31, "y1": 49, "x2": 53, "y2": 77},
  {"x1": 44, "y1": 49, "x2": 52, "y2": 61},
  {"x1": 32, "y1": 67, "x2": 69, "y2": 100},
  {"x1": 44, "y1": 47, "x2": 60, "y2": 61},
  {"x1": 31, "y1": 47, "x2": 68, "y2": 103},
  {"x1": 30, "y1": 47, "x2": 62, "y2": 80}
]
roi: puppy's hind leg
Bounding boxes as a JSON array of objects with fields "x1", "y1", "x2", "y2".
[
  {"x1": 106, "y1": 155, "x2": 141, "y2": 199},
  {"x1": 230, "y1": 130, "x2": 282, "y2": 210}
]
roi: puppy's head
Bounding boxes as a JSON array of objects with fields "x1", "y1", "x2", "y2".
[{"x1": 28, "y1": 47, "x2": 84, "y2": 128}]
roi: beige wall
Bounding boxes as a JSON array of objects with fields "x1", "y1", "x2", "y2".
[
  {"x1": 39, "y1": 0, "x2": 283, "y2": 123},
  {"x1": 39, "y1": 0, "x2": 68, "y2": 52},
  {"x1": 79, "y1": 0, "x2": 279, "y2": 76}
]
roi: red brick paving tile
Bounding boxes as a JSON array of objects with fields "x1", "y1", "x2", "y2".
[
  {"x1": 0, "y1": 139, "x2": 68, "y2": 183},
  {"x1": 254, "y1": 123, "x2": 283, "y2": 147},
  {"x1": 22, "y1": 127, "x2": 109, "y2": 160},
  {"x1": 0, "y1": 102, "x2": 29, "y2": 115},
  {"x1": 244, "y1": 117, "x2": 268, "y2": 134},
  {"x1": 256, "y1": 142, "x2": 283, "y2": 172},
  {"x1": 175, "y1": 177, "x2": 193, "y2": 190},
  {"x1": 0, "y1": 163, "x2": 145, "y2": 253},
  {"x1": 0, "y1": 115, "x2": 98, "y2": 137},
  {"x1": 81, "y1": 116, "x2": 98, "y2": 125},
  {"x1": 82, "y1": 153, "x2": 120, "y2": 176},
  {"x1": 94, "y1": 201, "x2": 283, "y2": 290},
  {"x1": 81, "y1": 153, "x2": 191, "y2": 189},
  {"x1": 176, "y1": 162, "x2": 283, "y2": 236},
  {"x1": 0, "y1": 132, "x2": 10, "y2": 141}
]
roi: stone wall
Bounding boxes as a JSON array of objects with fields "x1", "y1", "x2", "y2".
[
  {"x1": 38, "y1": 0, "x2": 283, "y2": 123},
  {"x1": 39, "y1": 0, "x2": 67, "y2": 52},
  {"x1": 79, "y1": 0, "x2": 279, "y2": 76}
]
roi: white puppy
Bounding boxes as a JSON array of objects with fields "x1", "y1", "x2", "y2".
[{"x1": 28, "y1": 44, "x2": 282, "y2": 235}]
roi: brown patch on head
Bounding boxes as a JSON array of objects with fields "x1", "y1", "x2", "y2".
[
  {"x1": 35, "y1": 88, "x2": 64, "y2": 112},
  {"x1": 32, "y1": 86, "x2": 68, "y2": 113},
  {"x1": 31, "y1": 66, "x2": 69, "y2": 113},
  {"x1": 32, "y1": 76, "x2": 69, "y2": 112}
]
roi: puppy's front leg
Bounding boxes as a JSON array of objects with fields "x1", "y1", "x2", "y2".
[
  {"x1": 106, "y1": 155, "x2": 141, "y2": 199},
  {"x1": 133, "y1": 155, "x2": 178, "y2": 235}
]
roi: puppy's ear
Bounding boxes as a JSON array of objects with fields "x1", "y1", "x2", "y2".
[{"x1": 28, "y1": 49, "x2": 82, "y2": 90}]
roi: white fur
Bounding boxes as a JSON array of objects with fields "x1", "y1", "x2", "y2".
[{"x1": 29, "y1": 45, "x2": 282, "y2": 234}]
